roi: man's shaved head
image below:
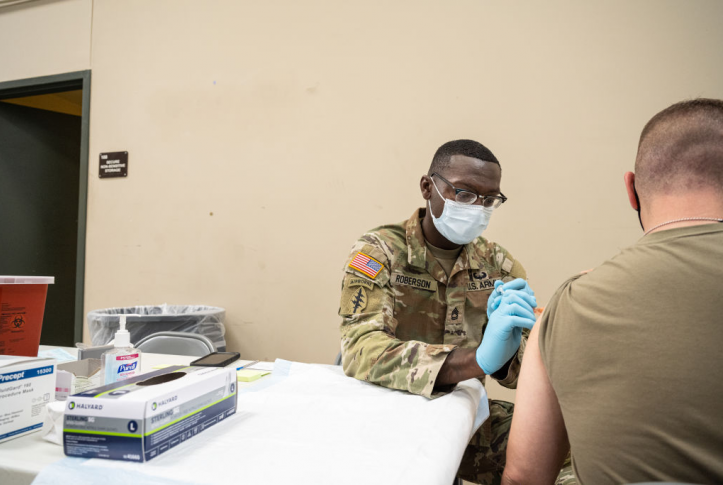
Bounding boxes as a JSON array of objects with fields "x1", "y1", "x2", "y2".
[
  {"x1": 429, "y1": 139, "x2": 499, "y2": 176},
  {"x1": 635, "y1": 98, "x2": 723, "y2": 198}
]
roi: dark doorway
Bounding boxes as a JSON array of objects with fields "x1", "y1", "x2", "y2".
[{"x1": 0, "y1": 71, "x2": 90, "y2": 346}]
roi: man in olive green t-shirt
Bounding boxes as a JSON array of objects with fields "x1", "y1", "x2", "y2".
[{"x1": 503, "y1": 99, "x2": 723, "y2": 485}]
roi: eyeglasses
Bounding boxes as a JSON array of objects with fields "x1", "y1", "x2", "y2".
[{"x1": 431, "y1": 173, "x2": 507, "y2": 209}]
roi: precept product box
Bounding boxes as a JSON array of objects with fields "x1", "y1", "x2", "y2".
[
  {"x1": 63, "y1": 365, "x2": 237, "y2": 462},
  {"x1": 0, "y1": 356, "x2": 56, "y2": 443},
  {"x1": 0, "y1": 276, "x2": 54, "y2": 356}
]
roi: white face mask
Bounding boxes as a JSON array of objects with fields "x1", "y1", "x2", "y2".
[{"x1": 428, "y1": 178, "x2": 494, "y2": 245}]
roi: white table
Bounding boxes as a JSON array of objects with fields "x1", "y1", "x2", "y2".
[
  {"x1": 0, "y1": 346, "x2": 264, "y2": 485},
  {"x1": 1, "y1": 347, "x2": 486, "y2": 485}
]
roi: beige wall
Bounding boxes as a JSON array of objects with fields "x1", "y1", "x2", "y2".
[
  {"x1": 2, "y1": 2, "x2": 723, "y2": 394},
  {"x1": 0, "y1": 0, "x2": 91, "y2": 82}
]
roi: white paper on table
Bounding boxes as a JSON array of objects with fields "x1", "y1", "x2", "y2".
[
  {"x1": 242, "y1": 361, "x2": 274, "y2": 371},
  {"x1": 33, "y1": 360, "x2": 488, "y2": 485}
]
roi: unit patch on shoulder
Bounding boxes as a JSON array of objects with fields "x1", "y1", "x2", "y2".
[
  {"x1": 347, "y1": 277, "x2": 375, "y2": 290},
  {"x1": 349, "y1": 252, "x2": 384, "y2": 279},
  {"x1": 502, "y1": 258, "x2": 514, "y2": 273},
  {"x1": 349, "y1": 287, "x2": 367, "y2": 314}
]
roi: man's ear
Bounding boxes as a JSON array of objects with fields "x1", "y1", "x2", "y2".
[
  {"x1": 624, "y1": 172, "x2": 638, "y2": 211},
  {"x1": 420, "y1": 175, "x2": 433, "y2": 200}
]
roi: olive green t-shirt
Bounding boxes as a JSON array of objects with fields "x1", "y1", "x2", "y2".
[
  {"x1": 425, "y1": 240, "x2": 463, "y2": 277},
  {"x1": 539, "y1": 223, "x2": 723, "y2": 484}
]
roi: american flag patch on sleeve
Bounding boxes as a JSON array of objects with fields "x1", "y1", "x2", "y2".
[{"x1": 349, "y1": 252, "x2": 384, "y2": 279}]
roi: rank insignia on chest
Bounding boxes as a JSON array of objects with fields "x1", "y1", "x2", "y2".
[
  {"x1": 349, "y1": 252, "x2": 384, "y2": 279},
  {"x1": 451, "y1": 307, "x2": 460, "y2": 321}
]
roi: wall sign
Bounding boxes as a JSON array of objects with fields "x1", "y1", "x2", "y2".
[{"x1": 99, "y1": 152, "x2": 128, "y2": 178}]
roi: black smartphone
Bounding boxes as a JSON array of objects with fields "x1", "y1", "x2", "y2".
[{"x1": 190, "y1": 352, "x2": 241, "y2": 367}]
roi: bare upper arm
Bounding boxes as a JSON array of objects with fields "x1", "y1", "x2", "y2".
[{"x1": 502, "y1": 321, "x2": 570, "y2": 485}]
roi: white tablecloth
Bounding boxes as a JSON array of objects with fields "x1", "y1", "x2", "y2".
[{"x1": 32, "y1": 359, "x2": 488, "y2": 485}]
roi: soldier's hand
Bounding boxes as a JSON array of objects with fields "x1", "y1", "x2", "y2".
[
  {"x1": 486, "y1": 278, "x2": 537, "y2": 318},
  {"x1": 477, "y1": 291, "x2": 537, "y2": 375}
]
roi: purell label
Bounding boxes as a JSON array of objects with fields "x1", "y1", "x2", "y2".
[
  {"x1": 105, "y1": 353, "x2": 140, "y2": 384},
  {"x1": 118, "y1": 361, "x2": 138, "y2": 373}
]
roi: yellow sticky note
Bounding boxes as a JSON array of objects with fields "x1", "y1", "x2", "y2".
[
  {"x1": 152, "y1": 364, "x2": 172, "y2": 369},
  {"x1": 236, "y1": 369, "x2": 270, "y2": 382}
]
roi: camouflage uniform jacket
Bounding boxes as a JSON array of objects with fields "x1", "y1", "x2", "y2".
[{"x1": 339, "y1": 208, "x2": 528, "y2": 398}]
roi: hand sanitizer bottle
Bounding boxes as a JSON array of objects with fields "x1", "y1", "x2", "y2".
[{"x1": 101, "y1": 314, "x2": 142, "y2": 385}]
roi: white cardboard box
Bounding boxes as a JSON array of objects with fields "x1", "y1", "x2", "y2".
[
  {"x1": 0, "y1": 355, "x2": 56, "y2": 443},
  {"x1": 64, "y1": 365, "x2": 237, "y2": 462},
  {"x1": 56, "y1": 359, "x2": 102, "y2": 400}
]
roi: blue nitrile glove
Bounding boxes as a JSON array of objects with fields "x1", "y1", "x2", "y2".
[
  {"x1": 487, "y1": 278, "x2": 537, "y2": 318},
  {"x1": 477, "y1": 290, "x2": 537, "y2": 375}
]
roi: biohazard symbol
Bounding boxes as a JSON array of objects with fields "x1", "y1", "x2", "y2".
[
  {"x1": 351, "y1": 287, "x2": 367, "y2": 314},
  {"x1": 451, "y1": 307, "x2": 459, "y2": 321},
  {"x1": 12, "y1": 316, "x2": 25, "y2": 328}
]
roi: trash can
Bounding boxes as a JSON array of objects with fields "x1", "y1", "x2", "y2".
[{"x1": 87, "y1": 304, "x2": 227, "y2": 351}]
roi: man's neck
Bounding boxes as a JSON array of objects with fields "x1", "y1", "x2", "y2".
[{"x1": 642, "y1": 192, "x2": 723, "y2": 235}]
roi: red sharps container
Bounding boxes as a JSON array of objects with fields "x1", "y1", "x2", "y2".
[{"x1": 0, "y1": 276, "x2": 54, "y2": 356}]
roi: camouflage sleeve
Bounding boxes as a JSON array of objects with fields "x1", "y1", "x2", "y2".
[
  {"x1": 490, "y1": 247, "x2": 528, "y2": 389},
  {"x1": 339, "y1": 238, "x2": 455, "y2": 399}
]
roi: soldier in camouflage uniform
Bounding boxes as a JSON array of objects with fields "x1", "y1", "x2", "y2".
[{"x1": 338, "y1": 140, "x2": 541, "y2": 484}]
